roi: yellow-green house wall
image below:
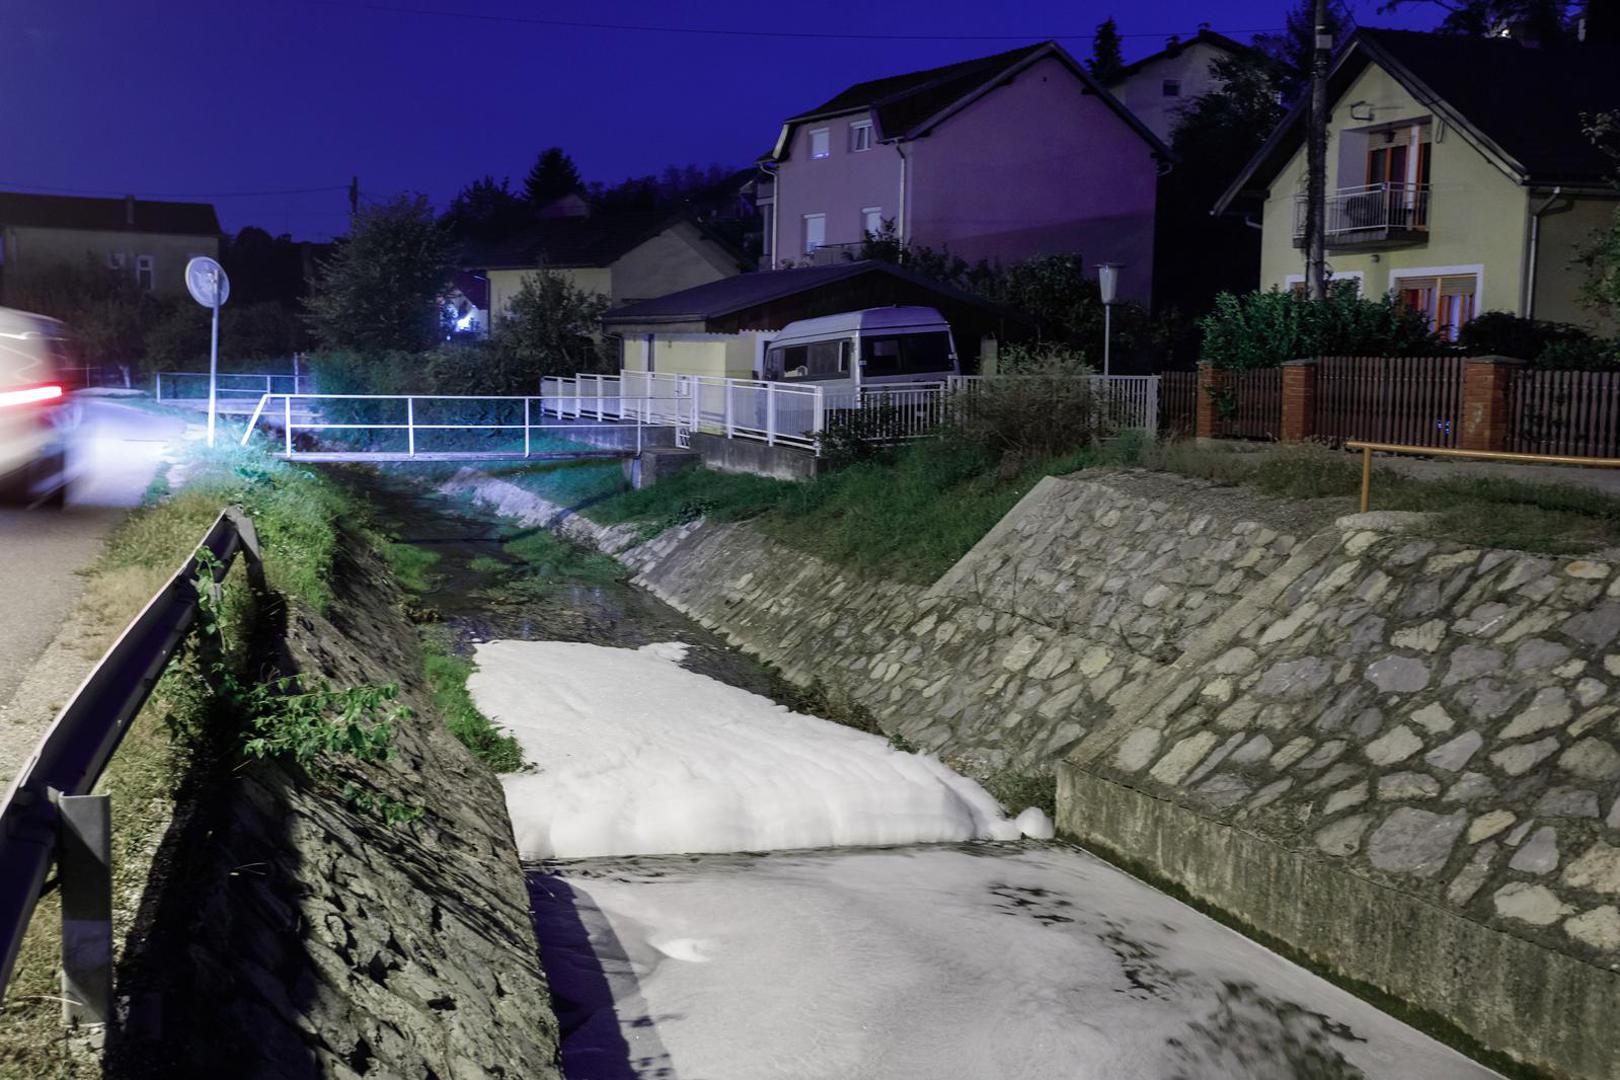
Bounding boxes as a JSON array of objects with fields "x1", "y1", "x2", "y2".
[
  {"x1": 0, "y1": 225, "x2": 218, "y2": 302},
  {"x1": 485, "y1": 267, "x2": 612, "y2": 326},
  {"x1": 1259, "y1": 64, "x2": 1530, "y2": 318},
  {"x1": 1533, "y1": 195, "x2": 1620, "y2": 330},
  {"x1": 621, "y1": 333, "x2": 759, "y2": 378}
]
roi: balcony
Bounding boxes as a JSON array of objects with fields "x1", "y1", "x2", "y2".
[{"x1": 1293, "y1": 182, "x2": 1430, "y2": 251}]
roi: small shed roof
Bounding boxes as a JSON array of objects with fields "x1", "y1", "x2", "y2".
[{"x1": 0, "y1": 191, "x2": 221, "y2": 236}]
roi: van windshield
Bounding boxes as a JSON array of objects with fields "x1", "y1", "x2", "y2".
[{"x1": 861, "y1": 331, "x2": 954, "y2": 377}]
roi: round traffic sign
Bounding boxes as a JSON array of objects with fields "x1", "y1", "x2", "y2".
[{"x1": 185, "y1": 256, "x2": 231, "y2": 308}]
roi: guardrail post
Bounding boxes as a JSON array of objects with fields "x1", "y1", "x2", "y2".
[
  {"x1": 58, "y1": 793, "x2": 112, "y2": 1030},
  {"x1": 1280, "y1": 359, "x2": 1318, "y2": 442},
  {"x1": 725, "y1": 380, "x2": 735, "y2": 438},
  {"x1": 154, "y1": 373, "x2": 164, "y2": 402},
  {"x1": 407, "y1": 397, "x2": 416, "y2": 456},
  {"x1": 813, "y1": 385, "x2": 825, "y2": 449},
  {"x1": 766, "y1": 383, "x2": 778, "y2": 446},
  {"x1": 524, "y1": 398, "x2": 532, "y2": 458},
  {"x1": 283, "y1": 395, "x2": 293, "y2": 456}
]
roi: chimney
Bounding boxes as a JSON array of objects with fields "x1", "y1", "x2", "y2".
[{"x1": 124, "y1": 194, "x2": 135, "y2": 227}]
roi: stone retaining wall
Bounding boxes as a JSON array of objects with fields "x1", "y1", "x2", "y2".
[{"x1": 445, "y1": 465, "x2": 1620, "y2": 1076}]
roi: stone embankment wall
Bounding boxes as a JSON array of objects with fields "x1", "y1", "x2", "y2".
[
  {"x1": 111, "y1": 542, "x2": 560, "y2": 1079},
  {"x1": 444, "y1": 466, "x2": 1620, "y2": 1077}
]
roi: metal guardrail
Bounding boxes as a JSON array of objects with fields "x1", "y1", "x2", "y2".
[
  {"x1": 154, "y1": 370, "x2": 315, "y2": 402},
  {"x1": 1346, "y1": 440, "x2": 1620, "y2": 512},
  {"x1": 0, "y1": 508, "x2": 264, "y2": 1024}
]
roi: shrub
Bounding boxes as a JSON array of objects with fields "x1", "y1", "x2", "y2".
[
  {"x1": 1199, "y1": 286, "x2": 1441, "y2": 369},
  {"x1": 948, "y1": 344, "x2": 1107, "y2": 465},
  {"x1": 1458, "y1": 311, "x2": 1617, "y2": 369}
]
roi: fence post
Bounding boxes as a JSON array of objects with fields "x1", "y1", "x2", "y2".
[
  {"x1": 407, "y1": 397, "x2": 416, "y2": 457},
  {"x1": 1458, "y1": 355, "x2": 1523, "y2": 453},
  {"x1": 725, "y1": 381, "x2": 735, "y2": 438},
  {"x1": 155, "y1": 373, "x2": 164, "y2": 402},
  {"x1": 58, "y1": 793, "x2": 112, "y2": 1030},
  {"x1": 766, "y1": 383, "x2": 778, "y2": 446},
  {"x1": 1195, "y1": 363, "x2": 1229, "y2": 440},
  {"x1": 1145, "y1": 376, "x2": 1161, "y2": 439},
  {"x1": 813, "y1": 385, "x2": 826, "y2": 449},
  {"x1": 524, "y1": 398, "x2": 531, "y2": 459},
  {"x1": 1280, "y1": 359, "x2": 1319, "y2": 442},
  {"x1": 283, "y1": 395, "x2": 293, "y2": 456}
]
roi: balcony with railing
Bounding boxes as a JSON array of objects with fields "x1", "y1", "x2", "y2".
[{"x1": 1292, "y1": 182, "x2": 1430, "y2": 251}]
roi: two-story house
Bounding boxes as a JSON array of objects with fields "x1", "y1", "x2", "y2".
[
  {"x1": 1105, "y1": 28, "x2": 1247, "y2": 145},
  {"x1": 0, "y1": 192, "x2": 221, "y2": 304},
  {"x1": 756, "y1": 41, "x2": 1170, "y2": 303},
  {"x1": 1216, "y1": 29, "x2": 1620, "y2": 337}
]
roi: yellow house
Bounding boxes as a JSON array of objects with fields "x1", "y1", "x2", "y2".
[
  {"x1": 0, "y1": 191, "x2": 221, "y2": 303},
  {"x1": 1216, "y1": 29, "x2": 1620, "y2": 336},
  {"x1": 463, "y1": 202, "x2": 745, "y2": 328}
]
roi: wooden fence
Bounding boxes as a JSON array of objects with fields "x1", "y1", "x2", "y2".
[
  {"x1": 1160, "y1": 370, "x2": 1198, "y2": 438},
  {"x1": 1313, "y1": 355, "x2": 1465, "y2": 449},
  {"x1": 1508, "y1": 368, "x2": 1620, "y2": 458},
  {"x1": 1212, "y1": 367, "x2": 1282, "y2": 440}
]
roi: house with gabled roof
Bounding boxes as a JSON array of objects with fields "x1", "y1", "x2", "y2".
[
  {"x1": 1104, "y1": 28, "x2": 1249, "y2": 144},
  {"x1": 460, "y1": 202, "x2": 747, "y2": 327},
  {"x1": 755, "y1": 41, "x2": 1170, "y2": 303},
  {"x1": 1215, "y1": 28, "x2": 1620, "y2": 336}
]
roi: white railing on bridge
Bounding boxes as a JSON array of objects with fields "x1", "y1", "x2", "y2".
[
  {"x1": 239, "y1": 392, "x2": 689, "y2": 460},
  {"x1": 155, "y1": 370, "x2": 316, "y2": 402},
  {"x1": 541, "y1": 370, "x2": 1160, "y2": 455}
]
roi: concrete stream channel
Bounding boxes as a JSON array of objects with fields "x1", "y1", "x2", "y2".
[{"x1": 361, "y1": 471, "x2": 1501, "y2": 1080}]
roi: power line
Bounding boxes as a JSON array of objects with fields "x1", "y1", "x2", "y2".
[
  {"x1": 0, "y1": 181, "x2": 349, "y2": 199},
  {"x1": 302, "y1": 0, "x2": 1285, "y2": 42}
]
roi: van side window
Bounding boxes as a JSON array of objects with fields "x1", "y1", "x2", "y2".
[
  {"x1": 769, "y1": 340, "x2": 849, "y2": 381},
  {"x1": 861, "y1": 332, "x2": 953, "y2": 376}
]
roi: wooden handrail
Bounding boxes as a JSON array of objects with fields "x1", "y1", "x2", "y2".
[{"x1": 1345, "y1": 440, "x2": 1620, "y2": 513}]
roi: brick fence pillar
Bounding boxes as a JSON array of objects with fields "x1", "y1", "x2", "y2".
[
  {"x1": 1458, "y1": 355, "x2": 1523, "y2": 453},
  {"x1": 1280, "y1": 359, "x2": 1318, "y2": 442},
  {"x1": 1195, "y1": 363, "x2": 1229, "y2": 440}
]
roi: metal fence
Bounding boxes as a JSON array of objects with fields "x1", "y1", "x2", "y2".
[
  {"x1": 1314, "y1": 355, "x2": 1465, "y2": 449},
  {"x1": 0, "y1": 510, "x2": 263, "y2": 1024},
  {"x1": 154, "y1": 370, "x2": 316, "y2": 403},
  {"x1": 1159, "y1": 370, "x2": 1199, "y2": 438},
  {"x1": 1212, "y1": 367, "x2": 1283, "y2": 440},
  {"x1": 1508, "y1": 368, "x2": 1620, "y2": 458}
]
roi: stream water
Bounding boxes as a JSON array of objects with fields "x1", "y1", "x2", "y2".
[{"x1": 363, "y1": 472, "x2": 1498, "y2": 1080}]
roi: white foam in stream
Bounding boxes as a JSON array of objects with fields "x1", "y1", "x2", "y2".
[{"x1": 466, "y1": 639, "x2": 1052, "y2": 859}]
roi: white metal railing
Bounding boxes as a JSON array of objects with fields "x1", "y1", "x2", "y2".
[
  {"x1": 1292, "y1": 182, "x2": 1431, "y2": 242},
  {"x1": 155, "y1": 370, "x2": 316, "y2": 402},
  {"x1": 947, "y1": 374, "x2": 1160, "y2": 432},
  {"x1": 239, "y1": 392, "x2": 688, "y2": 459}
]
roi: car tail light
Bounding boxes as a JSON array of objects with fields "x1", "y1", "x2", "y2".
[{"x1": 0, "y1": 384, "x2": 63, "y2": 408}]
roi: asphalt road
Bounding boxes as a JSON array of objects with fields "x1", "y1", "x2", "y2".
[{"x1": 0, "y1": 399, "x2": 185, "y2": 710}]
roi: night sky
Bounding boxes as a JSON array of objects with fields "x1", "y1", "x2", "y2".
[{"x1": 4, "y1": 0, "x2": 1442, "y2": 240}]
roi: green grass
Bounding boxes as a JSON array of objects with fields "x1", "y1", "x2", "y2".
[
  {"x1": 380, "y1": 540, "x2": 440, "y2": 593},
  {"x1": 1146, "y1": 441, "x2": 1620, "y2": 555},
  {"x1": 500, "y1": 526, "x2": 627, "y2": 585},
  {"x1": 420, "y1": 632, "x2": 524, "y2": 772},
  {"x1": 467, "y1": 554, "x2": 508, "y2": 575}
]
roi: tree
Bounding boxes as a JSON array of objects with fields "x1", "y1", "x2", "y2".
[
  {"x1": 443, "y1": 175, "x2": 530, "y2": 240},
  {"x1": 1087, "y1": 18, "x2": 1125, "y2": 83},
  {"x1": 1254, "y1": 0, "x2": 1354, "y2": 104},
  {"x1": 1579, "y1": 111, "x2": 1620, "y2": 320},
  {"x1": 1377, "y1": 0, "x2": 1573, "y2": 41},
  {"x1": 303, "y1": 194, "x2": 454, "y2": 355},
  {"x1": 492, "y1": 268, "x2": 611, "y2": 380},
  {"x1": 524, "y1": 148, "x2": 583, "y2": 209},
  {"x1": 8, "y1": 258, "x2": 166, "y2": 378}
]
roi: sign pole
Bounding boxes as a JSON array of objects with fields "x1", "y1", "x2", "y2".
[{"x1": 207, "y1": 268, "x2": 221, "y2": 448}]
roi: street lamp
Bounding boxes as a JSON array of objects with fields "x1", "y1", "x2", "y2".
[{"x1": 1096, "y1": 263, "x2": 1122, "y2": 377}]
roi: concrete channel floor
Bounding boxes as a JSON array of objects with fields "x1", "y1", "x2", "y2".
[{"x1": 530, "y1": 842, "x2": 1501, "y2": 1080}]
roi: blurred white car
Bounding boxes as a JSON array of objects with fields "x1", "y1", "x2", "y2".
[{"x1": 0, "y1": 307, "x2": 78, "y2": 507}]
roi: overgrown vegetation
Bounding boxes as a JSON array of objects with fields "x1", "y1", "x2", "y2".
[
  {"x1": 420, "y1": 631, "x2": 524, "y2": 773},
  {"x1": 1199, "y1": 287, "x2": 1442, "y2": 370}
]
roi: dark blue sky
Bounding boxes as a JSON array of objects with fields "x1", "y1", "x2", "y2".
[{"x1": 3, "y1": 0, "x2": 1441, "y2": 240}]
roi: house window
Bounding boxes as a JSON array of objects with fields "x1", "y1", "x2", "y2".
[
  {"x1": 803, "y1": 213, "x2": 826, "y2": 253},
  {"x1": 1162, "y1": 78, "x2": 1181, "y2": 97},
  {"x1": 810, "y1": 128, "x2": 831, "y2": 159},
  {"x1": 135, "y1": 254, "x2": 154, "y2": 291},
  {"x1": 862, "y1": 207, "x2": 883, "y2": 237},
  {"x1": 849, "y1": 120, "x2": 874, "y2": 152},
  {"x1": 1396, "y1": 272, "x2": 1478, "y2": 341},
  {"x1": 107, "y1": 251, "x2": 127, "y2": 271}
]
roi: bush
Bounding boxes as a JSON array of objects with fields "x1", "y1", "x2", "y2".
[
  {"x1": 1457, "y1": 311, "x2": 1618, "y2": 369},
  {"x1": 948, "y1": 344, "x2": 1107, "y2": 465},
  {"x1": 1199, "y1": 286, "x2": 1442, "y2": 370}
]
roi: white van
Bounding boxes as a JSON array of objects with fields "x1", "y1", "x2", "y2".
[
  {"x1": 0, "y1": 307, "x2": 77, "y2": 506},
  {"x1": 762, "y1": 306, "x2": 959, "y2": 388}
]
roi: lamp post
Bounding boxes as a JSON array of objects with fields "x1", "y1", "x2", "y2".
[{"x1": 1096, "y1": 263, "x2": 1122, "y2": 377}]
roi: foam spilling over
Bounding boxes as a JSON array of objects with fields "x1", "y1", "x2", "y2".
[{"x1": 467, "y1": 639, "x2": 1053, "y2": 860}]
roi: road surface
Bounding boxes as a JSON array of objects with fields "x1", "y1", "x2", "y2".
[{"x1": 0, "y1": 398, "x2": 184, "y2": 711}]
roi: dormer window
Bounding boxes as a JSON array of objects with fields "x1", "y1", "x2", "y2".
[
  {"x1": 810, "y1": 128, "x2": 831, "y2": 159},
  {"x1": 849, "y1": 120, "x2": 873, "y2": 152}
]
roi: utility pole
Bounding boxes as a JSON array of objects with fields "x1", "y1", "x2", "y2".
[
  {"x1": 1305, "y1": 0, "x2": 1331, "y2": 300},
  {"x1": 348, "y1": 175, "x2": 360, "y2": 216}
]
